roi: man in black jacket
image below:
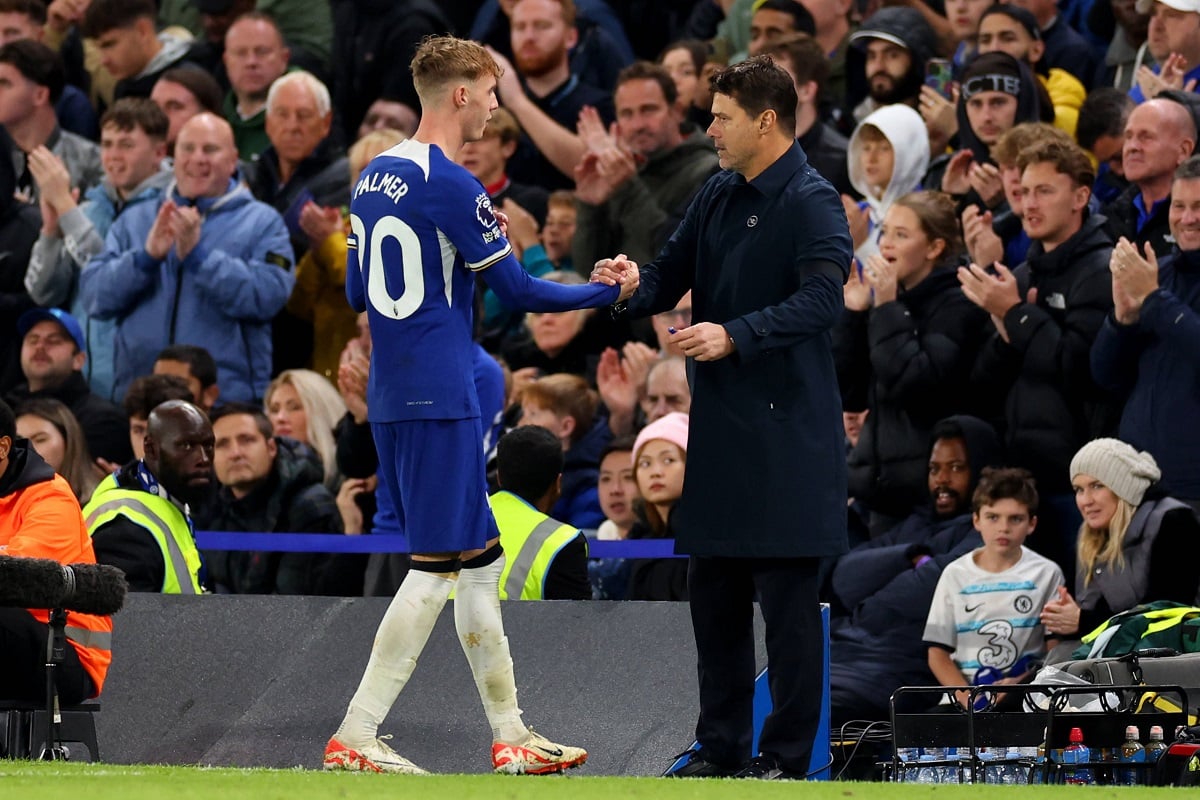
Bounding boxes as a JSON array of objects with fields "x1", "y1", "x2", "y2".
[
  {"x1": 202, "y1": 402, "x2": 342, "y2": 594},
  {"x1": 6, "y1": 309, "x2": 131, "y2": 465},
  {"x1": 959, "y1": 137, "x2": 1116, "y2": 585}
]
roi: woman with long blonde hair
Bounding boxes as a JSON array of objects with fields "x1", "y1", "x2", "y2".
[
  {"x1": 264, "y1": 369, "x2": 347, "y2": 488},
  {"x1": 1040, "y1": 439, "x2": 1200, "y2": 641}
]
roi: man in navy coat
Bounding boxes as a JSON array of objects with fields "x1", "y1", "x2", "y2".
[{"x1": 596, "y1": 55, "x2": 853, "y2": 779}]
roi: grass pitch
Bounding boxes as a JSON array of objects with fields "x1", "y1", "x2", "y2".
[{"x1": 0, "y1": 762, "x2": 1182, "y2": 800}]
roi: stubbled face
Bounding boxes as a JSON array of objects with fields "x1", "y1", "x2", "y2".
[
  {"x1": 965, "y1": 90, "x2": 1018, "y2": 146},
  {"x1": 615, "y1": 78, "x2": 681, "y2": 158},
  {"x1": 707, "y1": 92, "x2": 761, "y2": 176},
  {"x1": 749, "y1": 9, "x2": 798, "y2": 57},
  {"x1": 1073, "y1": 473, "x2": 1119, "y2": 531},
  {"x1": 928, "y1": 436, "x2": 971, "y2": 518},
  {"x1": 0, "y1": 62, "x2": 39, "y2": 127},
  {"x1": 20, "y1": 320, "x2": 83, "y2": 390},
  {"x1": 1019, "y1": 160, "x2": 1086, "y2": 250},
  {"x1": 598, "y1": 449, "x2": 638, "y2": 530},
  {"x1": 977, "y1": 14, "x2": 1041, "y2": 64},
  {"x1": 213, "y1": 413, "x2": 276, "y2": 495}
]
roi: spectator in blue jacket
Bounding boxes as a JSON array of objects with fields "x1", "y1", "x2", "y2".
[
  {"x1": 79, "y1": 112, "x2": 294, "y2": 405},
  {"x1": 1093, "y1": 155, "x2": 1200, "y2": 513}
]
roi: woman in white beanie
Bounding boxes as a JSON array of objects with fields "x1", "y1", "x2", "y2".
[{"x1": 1040, "y1": 438, "x2": 1200, "y2": 641}]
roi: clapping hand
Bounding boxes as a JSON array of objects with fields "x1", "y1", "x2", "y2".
[{"x1": 1110, "y1": 236, "x2": 1159, "y2": 324}]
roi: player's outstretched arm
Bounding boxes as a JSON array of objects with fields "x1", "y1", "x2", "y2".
[{"x1": 479, "y1": 252, "x2": 626, "y2": 313}]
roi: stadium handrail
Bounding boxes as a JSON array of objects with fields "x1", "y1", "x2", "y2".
[{"x1": 194, "y1": 531, "x2": 683, "y2": 558}]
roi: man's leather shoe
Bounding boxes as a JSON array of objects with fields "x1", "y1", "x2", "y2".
[
  {"x1": 662, "y1": 750, "x2": 739, "y2": 778},
  {"x1": 734, "y1": 756, "x2": 802, "y2": 780}
]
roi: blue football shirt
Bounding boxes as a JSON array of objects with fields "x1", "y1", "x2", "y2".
[{"x1": 347, "y1": 139, "x2": 620, "y2": 424}]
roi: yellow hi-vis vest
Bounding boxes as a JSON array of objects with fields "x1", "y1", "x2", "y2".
[
  {"x1": 489, "y1": 490, "x2": 584, "y2": 600},
  {"x1": 82, "y1": 475, "x2": 204, "y2": 595}
]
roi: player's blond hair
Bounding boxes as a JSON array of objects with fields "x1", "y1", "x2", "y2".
[{"x1": 410, "y1": 35, "x2": 502, "y2": 102}]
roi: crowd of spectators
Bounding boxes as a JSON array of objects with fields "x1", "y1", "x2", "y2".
[{"x1": 3, "y1": 0, "x2": 1200, "y2": 720}]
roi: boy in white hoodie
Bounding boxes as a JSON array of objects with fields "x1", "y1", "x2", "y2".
[{"x1": 843, "y1": 104, "x2": 930, "y2": 263}]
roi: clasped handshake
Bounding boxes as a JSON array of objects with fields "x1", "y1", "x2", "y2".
[
  {"x1": 145, "y1": 199, "x2": 203, "y2": 262},
  {"x1": 589, "y1": 253, "x2": 640, "y2": 303}
]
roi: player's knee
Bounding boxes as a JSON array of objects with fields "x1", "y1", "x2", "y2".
[{"x1": 462, "y1": 542, "x2": 503, "y2": 570}]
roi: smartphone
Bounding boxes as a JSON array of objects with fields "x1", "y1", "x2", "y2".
[{"x1": 925, "y1": 58, "x2": 954, "y2": 100}]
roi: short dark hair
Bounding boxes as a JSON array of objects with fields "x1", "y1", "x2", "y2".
[
  {"x1": 0, "y1": 396, "x2": 14, "y2": 441},
  {"x1": 122, "y1": 374, "x2": 194, "y2": 420},
  {"x1": 755, "y1": 0, "x2": 815, "y2": 35},
  {"x1": 972, "y1": 466, "x2": 1039, "y2": 515},
  {"x1": 616, "y1": 60, "x2": 678, "y2": 107},
  {"x1": 599, "y1": 434, "x2": 636, "y2": 465},
  {"x1": 1076, "y1": 87, "x2": 1134, "y2": 152},
  {"x1": 710, "y1": 55, "x2": 798, "y2": 135},
  {"x1": 101, "y1": 96, "x2": 169, "y2": 140},
  {"x1": 82, "y1": 0, "x2": 155, "y2": 38},
  {"x1": 0, "y1": 0, "x2": 47, "y2": 25},
  {"x1": 156, "y1": 344, "x2": 218, "y2": 389},
  {"x1": 762, "y1": 32, "x2": 829, "y2": 97},
  {"x1": 156, "y1": 66, "x2": 224, "y2": 115},
  {"x1": 209, "y1": 402, "x2": 274, "y2": 441},
  {"x1": 496, "y1": 425, "x2": 563, "y2": 504},
  {"x1": 0, "y1": 39, "x2": 64, "y2": 103}
]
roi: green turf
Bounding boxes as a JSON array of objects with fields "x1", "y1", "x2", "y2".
[{"x1": 0, "y1": 763, "x2": 1183, "y2": 799}]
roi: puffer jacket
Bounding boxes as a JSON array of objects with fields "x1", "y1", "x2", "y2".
[
  {"x1": 972, "y1": 213, "x2": 1117, "y2": 492},
  {"x1": 79, "y1": 178, "x2": 294, "y2": 404},
  {"x1": 836, "y1": 269, "x2": 989, "y2": 516}
]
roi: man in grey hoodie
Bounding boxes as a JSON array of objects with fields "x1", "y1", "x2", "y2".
[{"x1": 83, "y1": 0, "x2": 196, "y2": 106}]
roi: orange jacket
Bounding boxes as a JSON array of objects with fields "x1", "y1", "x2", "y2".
[{"x1": 1, "y1": 465, "x2": 113, "y2": 696}]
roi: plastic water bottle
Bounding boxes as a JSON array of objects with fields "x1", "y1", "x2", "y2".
[
  {"x1": 915, "y1": 753, "x2": 941, "y2": 784},
  {"x1": 1001, "y1": 746, "x2": 1028, "y2": 785},
  {"x1": 978, "y1": 748, "x2": 999, "y2": 783},
  {"x1": 895, "y1": 747, "x2": 918, "y2": 782},
  {"x1": 1146, "y1": 726, "x2": 1169, "y2": 764},
  {"x1": 1119, "y1": 725, "x2": 1146, "y2": 785},
  {"x1": 1063, "y1": 727, "x2": 1093, "y2": 785},
  {"x1": 942, "y1": 746, "x2": 960, "y2": 783}
]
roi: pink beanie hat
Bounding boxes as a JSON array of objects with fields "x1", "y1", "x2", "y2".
[{"x1": 632, "y1": 411, "x2": 690, "y2": 467}]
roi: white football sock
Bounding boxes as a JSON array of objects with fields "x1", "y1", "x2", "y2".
[
  {"x1": 335, "y1": 568, "x2": 455, "y2": 746},
  {"x1": 454, "y1": 554, "x2": 529, "y2": 743}
]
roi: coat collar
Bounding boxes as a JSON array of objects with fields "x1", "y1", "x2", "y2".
[{"x1": 741, "y1": 139, "x2": 808, "y2": 196}]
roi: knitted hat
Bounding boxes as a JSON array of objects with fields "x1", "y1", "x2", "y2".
[
  {"x1": 961, "y1": 51, "x2": 1024, "y2": 100},
  {"x1": 1069, "y1": 438, "x2": 1162, "y2": 506},
  {"x1": 632, "y1": 411, "x2": 689, "y2": 468}
]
